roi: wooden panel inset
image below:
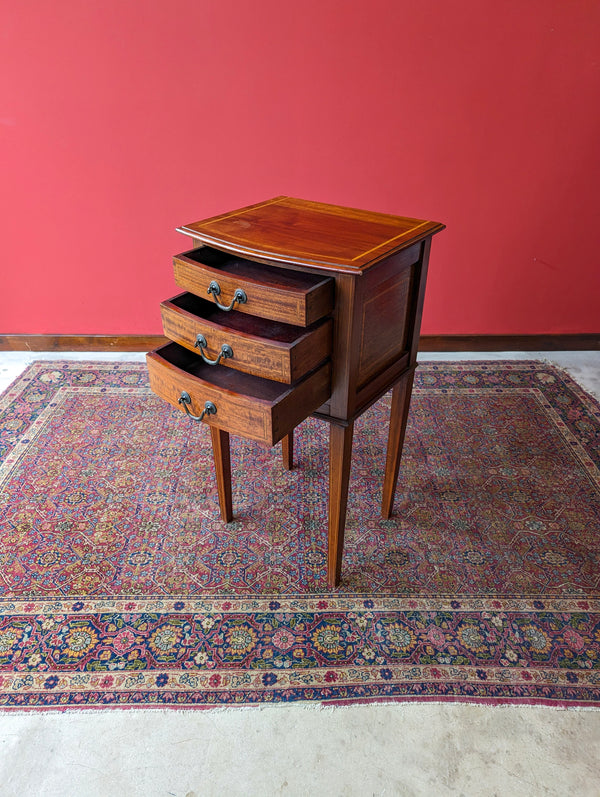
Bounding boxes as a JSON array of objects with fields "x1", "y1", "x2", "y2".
[{"x1": 357, "y1": 266, "x2": 414, "y2": 390}]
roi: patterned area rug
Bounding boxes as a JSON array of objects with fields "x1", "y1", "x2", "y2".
[{"x1": 0, "y1": 360, "x2": 599, "y2": 709}]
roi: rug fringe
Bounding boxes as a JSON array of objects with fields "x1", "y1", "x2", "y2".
[{"x1": 2, "y1": 699, "x2": 600, "y2": 717}]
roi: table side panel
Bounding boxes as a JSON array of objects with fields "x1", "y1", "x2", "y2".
[
  {"x1": 357, "y1": 266, "x2": 413, "y2": 391},
  {"x1": 356, "y1": 244, "x2": 420, "y2": 391}
]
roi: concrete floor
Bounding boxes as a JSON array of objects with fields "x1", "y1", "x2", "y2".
[{"x1": 0, "y1": 351, "x2": 599, "y2": 796}]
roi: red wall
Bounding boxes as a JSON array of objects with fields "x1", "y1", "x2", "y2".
[{"x1": 2, "y1": 0, "x2": 599, "y2": 336}]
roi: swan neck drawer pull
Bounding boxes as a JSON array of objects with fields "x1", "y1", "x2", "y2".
[
  {"x1": 194, "y1": 334, "x2": 234, "y2": 366},
  {"x1": 178, "y1": 392, "x2": 217, "y2": 422},
  {"x1": 207, "y1": 280, "x2": 247, "y2": 311}
]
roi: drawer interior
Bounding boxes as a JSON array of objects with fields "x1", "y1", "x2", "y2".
[
  {"x1": 179, "y1": 247, "x2": 331, "y2": 293},
  {"x1": 168, "y1": 292, "x2": 323, "y2": 343},
  {"x1": 157, "y1": 342, "x2": 294, "y2": 402}
]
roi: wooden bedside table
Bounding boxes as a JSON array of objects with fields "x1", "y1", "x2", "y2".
[{"x1": 147, "y1": 197, "x2": 444, "y2": 587}]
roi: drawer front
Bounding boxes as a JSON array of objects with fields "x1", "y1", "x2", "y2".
[
  {"x1": 147, "y1": 343, "x2": 331, "y2": 446},
  {"x1": 161, "y1": 293, "x2": 332, "y2": 384},
  {"x1": 173, "y1": 247, "x2": 334, "y2": 327}
]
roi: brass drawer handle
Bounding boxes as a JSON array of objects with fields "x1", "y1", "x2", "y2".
[
  {"x1": 194, "y1": 334, "x2": 234, "y2": 366},
  {"x1": 178, "y1": 391, "x2": 217, "y2": 422},
  {"x1": 207, "y1": 280, "x2": 247, "y2": 312}
]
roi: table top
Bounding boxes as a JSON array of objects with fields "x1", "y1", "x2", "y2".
[{"x1": 177, "y1": 196, "x2": 444, "y2": 273}]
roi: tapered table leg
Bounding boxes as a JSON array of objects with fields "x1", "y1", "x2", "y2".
[
  {"x1": 381, "y1": 371, "x2": 415, "y2": 519},
  {"x1": 328, "y1": 421, "x2": 354, "y2": 589},
  {"x1": 282, "y1": 431, "x2": 294, "y2": 470},
  {"x1": 210, "y1": 426, "x2": 233, "y2": 522}
]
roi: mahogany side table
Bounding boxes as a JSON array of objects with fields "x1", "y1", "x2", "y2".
[{"x1": 147, "y1": 197, "x2": 444, "y2": 587}]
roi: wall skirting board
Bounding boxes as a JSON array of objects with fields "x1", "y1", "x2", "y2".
[
  {"x1": 0, "y1": 336, "x2": 169, "y2": 352},
  {"x1": 1, "y1": 335, "x2": 599, "y2": 352}
]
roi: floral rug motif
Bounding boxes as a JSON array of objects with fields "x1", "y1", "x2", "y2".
[{"x1": 0, "y1": 360, "x2": 599, "y2": 709}]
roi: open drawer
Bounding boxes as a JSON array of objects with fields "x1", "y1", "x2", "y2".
[
  {"x1": 173, "y1": 247, "x2": 334, "y2": 327},
  {"x1": 160, "y1": 292, "x2": 332, "y2": 384},
  {"x1": 147, "y1": 342, "x2": 331, "y2": 446}
]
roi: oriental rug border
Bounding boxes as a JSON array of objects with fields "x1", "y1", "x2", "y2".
[{"x1": 0, "y1": 360, "x2": 599, "y2": 710}]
